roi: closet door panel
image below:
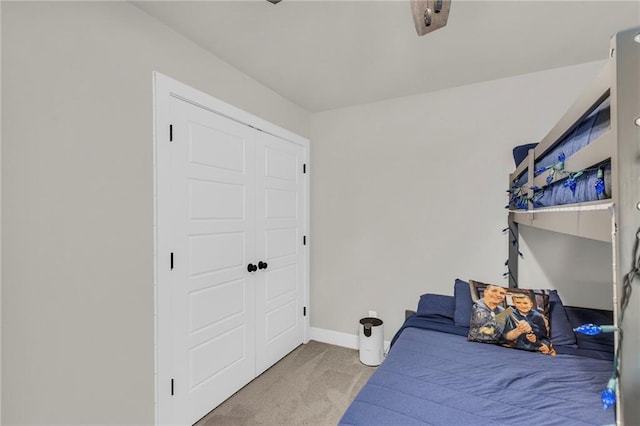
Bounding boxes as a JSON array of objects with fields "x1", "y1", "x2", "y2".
[
  {"x1": 169, "y1": 97, "x2": 256, "y2": 425},
  {"x1": 254, "y1": 131, "x2": 305, "y2": 375}
]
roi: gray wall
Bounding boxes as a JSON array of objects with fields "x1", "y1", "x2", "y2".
[
  {"x1": 1, "y1": 2, "x2": 309, "y2": 424},
  {"x1": 309, "y1": 60, "x2": 609, "y2": 340},
  {"x1": 519, "y1": 226, "x2": 613, "y2": 310}
]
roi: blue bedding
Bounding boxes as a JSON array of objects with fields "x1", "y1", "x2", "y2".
[
  {"x1": 510, "y1": 97, "x2": 611, "y2": 208},
  {"x1": 531, "y1": 164, "x2": 611, "y2": 208},
  {"x1": 340, "y1": 322, "x2": 615, "y2": 425},
  {"x1": 532, "y1": 97, "x2": 610, "y2": 175}
]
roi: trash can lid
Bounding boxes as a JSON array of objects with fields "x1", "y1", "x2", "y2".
[{"x1": 359, "y1": 317, "x2": 383, "y2": 326}]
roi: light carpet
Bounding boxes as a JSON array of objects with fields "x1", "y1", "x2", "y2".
[{"x1": 195, "y1": 340, "x2": 376, "y2": 425}]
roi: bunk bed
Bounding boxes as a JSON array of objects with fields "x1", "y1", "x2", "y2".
[{"x1": 340, "y1": 25, "x2": 640, "y2": 425}]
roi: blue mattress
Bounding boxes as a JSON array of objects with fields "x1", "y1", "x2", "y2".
[
  {"x1": 340, "y1": 326, "x2": 615, "y2": 425},
  {"x1": 510, "y1": 97, "x2": 611, "y2": 208},
  {"x1": 531, "y1": 165, "x2": 610, "y2": 208},
  {"x1": 532, "y1": 97, "x2": 610, "y2": 175}
]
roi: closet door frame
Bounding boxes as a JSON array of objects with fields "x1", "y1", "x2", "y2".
[{"x1": 152, "y1": 72, "x2": 310, "y2": 425}]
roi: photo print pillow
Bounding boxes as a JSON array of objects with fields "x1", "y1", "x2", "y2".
[{"x1": 467, "y1": 280, "x2": 555, "y2": 355}]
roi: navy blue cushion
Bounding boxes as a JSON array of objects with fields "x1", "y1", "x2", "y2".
[
  {"x1": 512, "y1": 143, "x2": 538, "y2": 167},
  {"x1": 565, "y1": 306, "x2": 614, "y2": 353},
  {"x1": 416, "y1": 294, "x2": 455, "y2": 319},
  {"x1": 453, "y1": 279, "x2": 472, "y2": 327},
  {"x1": 548, "y1": 290, "x2": 577, "y2": 346}
]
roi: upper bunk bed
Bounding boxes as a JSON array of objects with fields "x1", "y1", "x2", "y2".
[
  {"x1": 507, "y1": 65, "x2": 614, "y2": 243},
  {"x1": 506, "y1": 25, "x2": 640, "y2": 425}
]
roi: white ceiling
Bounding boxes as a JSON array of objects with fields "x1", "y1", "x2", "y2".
[{"x1": 133, "y1": 0, "x2": 640, "y2": 112}]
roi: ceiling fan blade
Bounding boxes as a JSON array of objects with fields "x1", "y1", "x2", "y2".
[{"x1": 410, "y1": 0, "x2": 451, "y2": 36}]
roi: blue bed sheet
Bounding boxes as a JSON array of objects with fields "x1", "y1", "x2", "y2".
[
  {"x1": 532, "y1": 98, "x2": 610, "y2": 174},
  {"x1": 531, "y1": 164, "x2": 611, "y2": 208},
  {"x1": 510, "y1": 97, "x2": 611, "y2": 208},
  {"x1": 340, "y1": 326, "x2": 615, "y2": 425}
]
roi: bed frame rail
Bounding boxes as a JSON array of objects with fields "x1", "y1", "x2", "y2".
[{"x1": 610, "y1": 25, "x2": 640, "y2": 426}]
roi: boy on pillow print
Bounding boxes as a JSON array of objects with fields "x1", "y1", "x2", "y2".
[{"x1": 507, "y1": 293, "x2": 556, "y2": 355}]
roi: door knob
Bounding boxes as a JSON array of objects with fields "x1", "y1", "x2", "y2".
[
  {"x1": 258, "y1": 261, "x2": 268, "y2": 270},
  {"x1": 247, "y1": 263, "x2": 258, "y2": 272}
]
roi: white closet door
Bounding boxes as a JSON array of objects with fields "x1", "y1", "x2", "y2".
[
  {"x1": 169, "y1": 97, "x2": 257, "y2": 425},
  {"x1": 254, "y1": 131, "x2": 305, "y2": 374}
]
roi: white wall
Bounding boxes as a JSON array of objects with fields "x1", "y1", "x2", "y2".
[
  {"x1": 309, "y1": 60, "x2": 609, "y2": 340},
  {"x1": 1, "y1": 2, "x2": 309, "y2": 424},
  {"x1": 518, "y1": 226, "x2": 613, "y2": 310}
]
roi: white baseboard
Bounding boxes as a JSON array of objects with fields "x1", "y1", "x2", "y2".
[
  {"x1": 309, "y1": 327, "x2": 359, "y2": 349},
  {"x1": 309, "y1": 327, "x2": 391, "y2": 353}
]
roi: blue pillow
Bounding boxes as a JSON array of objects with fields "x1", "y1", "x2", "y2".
[
  {"x1": 548, "y1": 290, "x2": 577, "y2": 346},
  {"x1": 512, "y1": 142, "x2": 538, "y2": 167},
  {"x1": 453, "y1": 279, "x2": 472, "y2": 327},
  {"x1": 565, "y1": 306, "x2": 614, "y2": 353},
  {"x1": 416, "y1": 294, "x2": 455, "y2": 319}
]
